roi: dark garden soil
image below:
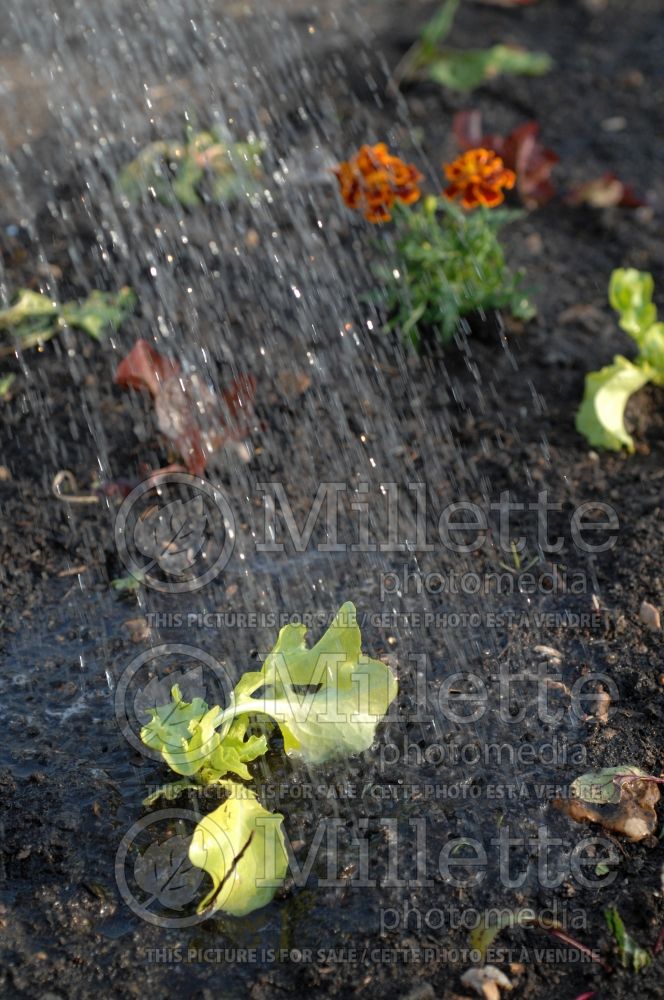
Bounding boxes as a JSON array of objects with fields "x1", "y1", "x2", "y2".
[{"x1": 0, "y1": 1, "x2": 663, "y2": 998}]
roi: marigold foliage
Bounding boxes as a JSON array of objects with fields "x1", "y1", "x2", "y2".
[{"x1": 375, "y1": 196, "x2": 533, "y2": 350}]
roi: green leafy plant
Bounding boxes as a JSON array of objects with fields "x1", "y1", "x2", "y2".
[
  {"x1": 138, "y1": 603, "x2": 398, "y2": 917},
  {"x1": 0, "y1": 286, "x2": 136, "y2": 357},
  {"x1": 335, "y1": 143, "x2": 534, "y2": 351},
  {"x1": 110, "y1": 571, "x2": 145, "y2": 594},
  {"x1": 118, "y1": 124, "x2": 265, "y2": 208},
  {"x1": 376, "y1": 196, "x2": 533, "y2": 350},
  {"x1": 391, "y1": 0, "x2": 552, "y2": 93},
  {"x1": 605, "y1": 907, "x2": 652, "y2": 972},
  {"x1": 334, "y1": 142, "x2": 535, "y2": 350},
  {"x1": 576, "y1": 269, "x2": 664, "y2": 451}
]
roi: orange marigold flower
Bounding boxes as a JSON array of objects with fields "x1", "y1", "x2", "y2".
[
  {"x1": 334, "y1": 143, "x2": 423, "y2": 223},
  {"x1": 443, "y1": 148, "x2": 516, "y2": 210}
]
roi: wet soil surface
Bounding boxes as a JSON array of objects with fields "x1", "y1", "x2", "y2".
[{"x1": 0, "y1": 1, "x2": 663, "y2": 998}]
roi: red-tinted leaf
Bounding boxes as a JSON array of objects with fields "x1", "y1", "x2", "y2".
[
  {"x1": 618, "y1": 185, "x2": 646, "y2": 209},
  {"x1": 566, "y1": 172, "x2": 645, "y2": 209},
  {"x1": 223, "y1": 373, "x2": 257, "y2": 420},
  {"x1": 174, "y1": 428, "x2": 208, "y2": 477},
  {"x1": 501, "y1": 121, "x2": 558, "y2": 208},
  {"x1": 452, "y1": 110, "x2": 485, "y2": 151},
  {"x1": 153, "y1": 373, "x2": 222, "y2": 476},
  {"x1": 116, "y1": 342, "x2": 256, "y2": 475},
  {"x1": 453, "y1": 111, "x2": 558, "y2": 208},
  {"x1": 114, "y1": 339, "x2": 180, "y2": 397},
  {"x1": 221, "y1": 373, "x2": 257, "y2": 444}
]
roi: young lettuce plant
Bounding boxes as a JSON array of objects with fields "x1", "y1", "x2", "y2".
[
  {"x1": 334, "y1": 142, "x2": 534, "y2": 351},
  {"x1": 118, "y1": 124, "x2": 264, "y2": 208},
  {"x1": 0, "y1": 286, "x2": 136, "y2": 357},
  {"x1": 139, "y1": 603, "x2": 398, "y2": 917},
  {"x1": 576, "y1": 269, "x2": 664, "y2": 451}
]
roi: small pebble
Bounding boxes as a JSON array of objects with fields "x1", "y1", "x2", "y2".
[
  {"x1": 533, "y1": 644, "x2": 563, "y2": 663},
  {"x1": 640, "y1": 601, "x2": 661, "y2": 631},
  {"x1": 601, "y1": 115, "x2": 627, "y2": 132}
]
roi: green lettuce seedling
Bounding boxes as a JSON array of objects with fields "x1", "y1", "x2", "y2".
[
  {"x1": 0, "y1": 286, "x2": 136, "y2": 357},
  {"x1": 118, "y1": 125, "x2": 265, "y2": 208},
  {"x1": 142, "y1": 686, "x2": 268, "y2": 782},
  {"x1": 576, "y1": 269, "x2": 664, "y2": 451},
  {"x1": 139, "y1": 602, "x2": 397, "y2": 917}
]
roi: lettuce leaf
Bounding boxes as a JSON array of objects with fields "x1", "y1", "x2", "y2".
[
  {"x1": 141, "y1": 604, "x2": 398, "y2": 770},
  {"x1": 229, "y1": 602, "x2": 398, "y2": 764},
  {"x1": 188, "y1": 781, "x2": 287, "y2": 917},
  {"x1": 139, "y1": 604, "x2": 396, "y2": 919},
  {"x1": 118, "y1": 130, "x2": 265, "y2": 208},
  {"x1": 0, "y1": 289, "x2": 60, "y2": 353},
  {"x1": 0, "y1": 286, "x2": 135, "y2": 355},
  {"x1": 609, "y1": 268, "x2": 658, "y2": 340},
  {"x1": 576, "y1": 356, "x2": 650, "y2": 452},
  {"x1": 140, "y1": 684, "x2": 212, "y2": 775},
  {"x1": 200, "y1": 715, "x2": 269, "y2": 783},
  {"x1": 637, "y1": 322, "x2": 664, "y2": 385},
  {"x1": 142, "y1": 779, "x2": 198, "y2": 806},
  {"x1": 0, "y1": 289, "x2": 58, "y2": 329},
  {"x1": 577, "y1": 268, "x2": 664, "y2": 451},
  {"x1": 60, "y1": 287, "x2": 136, "y2": 340},
  {"x1": 141, "y1": 684, "x2": 268, "y2": 780}
]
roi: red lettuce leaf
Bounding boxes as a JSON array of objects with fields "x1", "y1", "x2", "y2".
[
  {"x1": 115, "y1": 340, "x2": 256, "y2": 475},
  {"x1": 114, "y1": 338, "x2": 180, "y2": 397}
]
